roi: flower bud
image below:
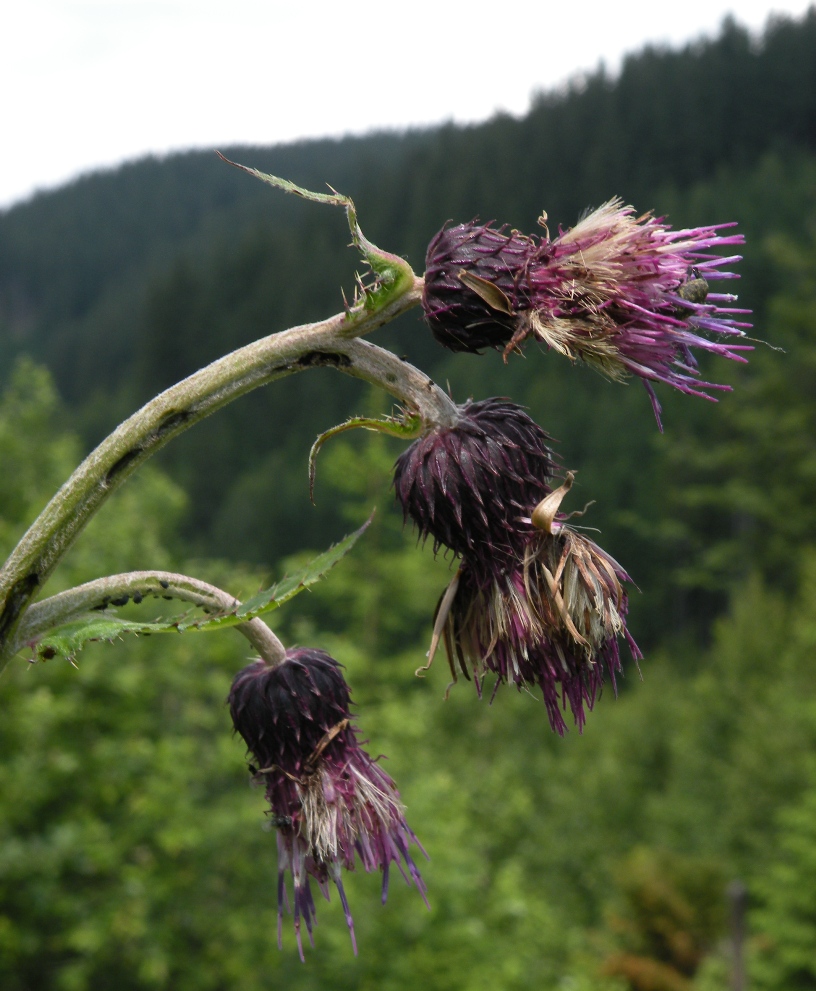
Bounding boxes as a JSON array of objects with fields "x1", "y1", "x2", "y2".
[{"x1": 229, "y1": 648, "x2": 427, "y2": 959}]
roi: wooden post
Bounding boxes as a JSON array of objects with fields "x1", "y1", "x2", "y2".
[{"x1": 728, "y1": 879, "x2": 748, "y2": 991}]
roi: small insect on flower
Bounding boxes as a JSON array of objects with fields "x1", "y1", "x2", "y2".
[
  {"x1": 228, "y1": 647, "x2": 427, "y2": 960},
  {"x1": 422, "y1": 201, "x2": 753, "y2": 428}
]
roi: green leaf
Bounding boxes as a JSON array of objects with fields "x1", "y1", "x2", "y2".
[
  {"x1": 32, "y1": 517, "x2": 372, "y2": 662},
  {"x1": 208, "y1": 514, "x2": 373, "y2": 628}
]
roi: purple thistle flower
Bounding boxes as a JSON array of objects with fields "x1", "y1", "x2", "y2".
[
  {"x1": 229, "y1": 647, "x2": 427, "y2": 960},
  {"x1": 393, "y1": 397, "x2": 556, "y2": 575},
  {"x1": 426, "y1": 474, "x2": 641, "y2": 734},
  {"x1": 423, "y1": 199, "x2": 752, "y2": 428}
]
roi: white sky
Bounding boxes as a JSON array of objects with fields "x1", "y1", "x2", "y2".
[{"x1": 2, "y1": 0, "x2": 813, "y2": 210}]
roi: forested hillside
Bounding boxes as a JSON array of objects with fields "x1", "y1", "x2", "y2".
[
  {"x1": 1, "y1": 11, "x2": 815, "y2": 623},
  {"x1": 2, "y1": 9, "x2": 816, "y2": 990}
]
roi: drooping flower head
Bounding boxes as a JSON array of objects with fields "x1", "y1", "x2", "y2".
[
  {"x1": 395, "y1": 400, "x2": 640, "y2": 731},
  {"x1": 423, "y1": 200, "x2": 752, "y2": 427},
  {"x1": 393, "y1": 397, "x2": 556, "y2": 575},
  {"x1": 427, "y1": 474, "x2": 641, "y2": 734},
  {"x1": 229, "y1": 647, "x2": 427, "y2": 960}
]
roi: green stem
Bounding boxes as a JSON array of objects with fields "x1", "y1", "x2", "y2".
[
  {"x1": 12, "y1": 571, "x2": 286, "y2": 666},
  {"x1": 0, "y1": 282, "x2": 458, "y2": 669}
]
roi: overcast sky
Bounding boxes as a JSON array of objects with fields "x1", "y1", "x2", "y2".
[{"x1": 2, "y1": 1, "x2": 813, "y2": 210}]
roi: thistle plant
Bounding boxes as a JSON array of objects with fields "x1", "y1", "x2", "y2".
[{"x1": 0, "y1": 157, "x2": 751, "y2": 956}]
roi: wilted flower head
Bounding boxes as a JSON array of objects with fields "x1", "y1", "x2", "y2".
[
  {"x1": 423, "y1": 200, "x2": 752, "y2": 427},
  {"x1": 393, "y1": 397, "x2": 556, "y2": 573},
  {"x1": 229, "y1": 647, "x2": 427, "y2": 959},
  {"x1": 427, "y1": 474, "x2": 641, "y2": 734}
]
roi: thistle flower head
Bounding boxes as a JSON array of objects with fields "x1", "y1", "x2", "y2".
[
  {"x1": 393, "y1": 398, "x2": 556, "y2": 572},
  {"x1": 422, "y1": 200, "x2": 752, "y2": 428},
  {"x1": 428, "y1": 475, "x2": 641, "y2": 734},
  {"x1": 229, "y1": 647, "x2": 427, "y2": 959}
]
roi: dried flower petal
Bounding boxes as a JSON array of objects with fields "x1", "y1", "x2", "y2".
[{"x1": 434, "y1": 523, "x2": 641, "y2": 734}]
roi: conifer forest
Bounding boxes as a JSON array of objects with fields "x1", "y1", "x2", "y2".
[{"x1": 2, "y1": 10, "x2": 816, "y2": 990}]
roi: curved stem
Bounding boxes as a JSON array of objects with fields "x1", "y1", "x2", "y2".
[
  {"x1": 0, "y1": 277, "x2": 457, "y2": 666},
  {"x1": 12, "y1": 571, "x2": 286, "y2": 666}
]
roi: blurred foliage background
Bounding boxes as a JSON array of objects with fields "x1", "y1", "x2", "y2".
[{"x1": 2, "y1": 10, "x2": 816, "y2": 989}]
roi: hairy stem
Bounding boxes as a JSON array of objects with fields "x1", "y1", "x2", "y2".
[
  {"x1": 329, "y1": 337, "x2": 459, "y2": 422},
  {"x1": 0, "y1": 283, "x2": 458, "y2": 668},
  {"x1": 11, "y1": 571, "x2": 286, "y2": 665}
]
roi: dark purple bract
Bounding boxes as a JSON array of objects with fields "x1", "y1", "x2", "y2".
[{"x1": 393, "y1": 398, "x2": 556, "y2": 577}]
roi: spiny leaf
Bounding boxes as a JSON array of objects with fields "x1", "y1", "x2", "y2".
[
  {"x1": 211, "y1": 513, "x2": 373, "y2": 627},
  {"x1": 31, "y1": 518, "x2": 372, "y2": 663},
  {"x1": 216, "y1": 153, "x2": 352, "y2": 210},
  {"x1": 33, "y1": 615, "x2": 188, "y2": 662},
  {"x1": 215, "y1": 153, "x2": 415, "y2": 308}
]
